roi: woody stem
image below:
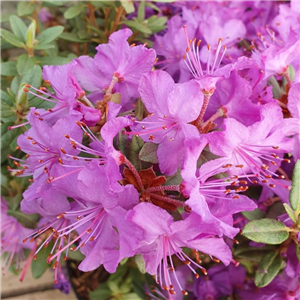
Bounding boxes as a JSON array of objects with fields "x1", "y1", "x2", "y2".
[{"x1": 193, "y1": 93, "x2": 211, "y2": 129}]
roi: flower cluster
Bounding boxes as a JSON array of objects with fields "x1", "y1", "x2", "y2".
[{"x1": 2, "y1": 1, "x2": 300, "y2": 299}]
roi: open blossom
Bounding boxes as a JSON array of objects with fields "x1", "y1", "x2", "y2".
[
  {"x1": 201, "y1": 103, "x2": 293, "y2": 188},
  {"x1": 72, "y1": 28, "x2": 156, "y2": 109},
  {"x1": 1, "y1": 198, "x2": 34, "y2": 274},
  {"x1": 129, "y1": 70, "x2": 203, "y2": 175},
  {"x1": 127, "y1": 202, "x2": 232, "y2": 296}
]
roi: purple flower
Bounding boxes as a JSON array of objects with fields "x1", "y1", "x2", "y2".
[
  {"x1": 127, "y1": 202, "x2": 232, "y2": 296},
  {"x1": 1, "y1": 197, "x2": 34, "y2": 273},
  {"x1": 200, "y1": 103, "x2": 293, "y2": 188},
  {"x1": 72, "y1": 29, "x2": 156, "y2": 109},
  {"x1": 128, "y1": 70, "x2": 203, "y2": 175}
]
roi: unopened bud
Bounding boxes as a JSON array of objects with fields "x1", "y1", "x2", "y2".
[
  {"x1": 26, "y1": 20, "x2": 36, "y2": 50},
  {"x1": 16, "y1": 83, "x2": 28, "y2": 110}
]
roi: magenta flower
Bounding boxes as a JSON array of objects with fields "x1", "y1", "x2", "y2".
[
  {"x1": 128, "y1": 70, "x2": 203, "y2": 175},
  {"x1": 1, "y1": 198, "x2": 34, "y2": 274},
  {"x1": 201, "y1": 103, "x2": 293, "y2": 189},
  {"x1": 127, "y1": 202, "x2": 232, "y2": 296},
  {"x1": 73, "y1": 29, "x2": 156, "y2": 109}
]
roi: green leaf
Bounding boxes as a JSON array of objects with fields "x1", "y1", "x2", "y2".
[
  {"x1": 7, "y1": 210, "x2": 38, "y2": 229},
  {"x1": 254, "y1": 251, "x2": 282, "y2": 287},
  {"x1": 268, "y1": 76, "x2": 282, "y2": 100},
  {"x1": 17, "y1": 2, "x2": 36, "y2": 16},
  {"x1": 90, "y1": 283, "x2": 112, "y2": 300},
  {"x1": 0, "y1": 28, "x2": 25, "y2": 48},
  {"x1": 242, "y1": 219, "x2": 289, "y2": 244},
  {"x1": 64, "y1": 3, "x2": 84, "y2": 19},
  {"x1": 290, "y1": 160, "x2": 300, "y2": 216},
  {"x1": 1, "y1": 101, "x2": 16, "y2": 122},
  {"x1": 17, "y1": 54, "x2": 36, "y2": 75},
  {"x1": 36, "y1": 26, "x2": 64, "y2": 45},
  {"x1": 1, "y1": 89, "x2": 13, "y2": 106},
  {"x1": 123, "y1": 20, "x2": 152, "y2": 35},
  {"x1": 11, "y1": 75, "x2": 22, "y2": 95},
  {"x1": 283, "y1": 203, "x2": 297, "y2": 223},
  {"x1": 31, "y1": 242, "x2": 52, "y2": 279},
  {"x1": 139, "y1": 143, "x2": 158, "y2": 164},
  {"x1": 234, "y1": 244, "x2": 276, "y2": 262},
  {"x1": 1, "y1": 125, "x2": 21, "y2": 151},
  {"x1": 59, "y1": 32, "x2": 88, "y2": 43},
  {"x1": 34, "y1": 43, "x2": 55, "y2": 50},
  {"x1": 147, "y1": 16, "x2": 167, "y2": 33},
  {"x1": 0, "y1": 61, "x2": 18, "y2": 76},
  {"x1": 9, "y1": 15, "x2": 27, "y2": 41},
  {"x1": 67, "y1": 249, "x2": 85, "y2": 261},
  {"x1": 130, "y1": 136, "x2": 144, "y2": 170},
  {"x1": 37, "y1": 55, "x2": 76, "y2": 66},
  {"x1": 137, "y1": 1, "x2": 145, "y2": 22},
  {"x1": 123, "y1": 294, "x2": 143, "y2": 300},
  {"x1": 295, "y1": 242, "x2": 300, "y2": 264},
  {"x1": 242, "y1": 208, "x2": 266, "y2": 221},
  {"x1": 120, "y1": 0, "x2": 135, "y2": 14},
  {"x1": 43, "y1": 1, "x2": 68, "y2": 6},
  {"x1": 134, "y1": 254, "x2": 146, "y2": 274}
]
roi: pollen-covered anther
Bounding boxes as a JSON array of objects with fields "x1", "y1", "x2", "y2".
[
  {"x1": 284, "y1": 159, "x2": 291, "y2": 163},
  {"x1": 200, "y1": 268, "x2": 208, "y2": 275},
  {"x1": 195, "y1": 273, "x2": 200, "y2": 279},
  {"x1": 89, "y1": 236, "x2": 96, "y2": 242},
  {"x1": 261, "y1": 164, "x2": 269, "y2": 170},
  {"x1": 233, "y1": 239, "x2": 239, "y2": 245},
  {"x1": 13, "y1": 161, "x2": 20, "y2": 167},
  {"x1": 33, "y1": 254, "x2": 37, "y2": 260},
  {"x1": 272, "y1": 146, "x2": 279, "y2": 149},
  {"x1": 30, "y1": 238, "x2": 35, "y2": 243},
  {"x1": 169, "y1": 290, "x2": 176, "y2": 295},
  {"x1": 75, "y1": 121, "x2": 82, "y2": 127},
  {"x1": 57, "y1": 213, "x2": 65, "y2": 219},
  {"x1": 183, "y1": 260, "x2": 191, "y2": 265},
  {"x1": 162, "y1": 285, "x2": 169, "y2": 291},
  {"x1": 261, "y1": 179, "x2": 268, "y2": 183},
  {"x1": 23, "y1": 88, "x2": 29, "y2": 92},
  {"x1": 28, "y1": 179, "x2": 34, "y2": 183},
  {"x1": 212, "y1": 257, "x2": 220, "y2": 263},
  {"x1": 142, "y1": 126, "x2": 146, "y2": 129},
  {"x1": 162, "y1": 126, "x2": 167, "y2": 130},
  {"x1": 53, "y1": 262, "x2": 58, "y2": 269},
  {"x1": 60, "y1": 148, "x2": 66, "y2": 154},
  {"x1": 149, "y1": 135, "x2": 155, "y2": 141},
  {"x1": 269, "y1": 184, "x2": 276, "y2": 188},
  {"x1": 64, "y1": 134, "x2": 70, "y2": 139},
  {"x1": 232, "y1": 195, "x2": 239, "y2": 199},
  {"x1": 86, "y1": 229, "x2": 92, "y2": 234},
  {"x1": 235, "y1": 164, "x2": 244, "y2": 168},
  {"x1": 222, "y1": 164, "x2": 232, "y2": 168},
  {"x1": 58, "y1": 158, "x2": 64, "y2": 165},
  {"x1": 76, "y1": 216, "x2": 82, "y2": 220},
  {"x1": 23, "y1": 238, "x2": 28, "y2": 243},
  {"x1": 270, "y1": 161, "x2": 276, "y2": 165}
]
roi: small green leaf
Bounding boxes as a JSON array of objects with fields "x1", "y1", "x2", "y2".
[
  {"x1": 34, "y1": 43, "x2": 56, "y2": 50},
  {"x1": 1, "y1": 61, "x2": 18, "y2": 76},
  {"x1": 17, "y1": 2, "x2": 36, "y2": 16},
  {"x1": 67, "y1": 249, "x2": 85, "y2": 261},
  {"x1": 147, "y1": 16, "x2": 167, "y2": 33},
  {"x1": 283, "y1": 203, "x2": 297, "y2": 223},
  {"x1": 1, "y1": 101, "x2": 16, "y2": 122},
  {"x1": 154, "y1": 0, "x2": 174, "y2": 2},
  {"x1": 1, "y1": 125, "x2": 21, "y2": 151},
  {"x1": 64, "y1": 3, "x2": 84, "y2": 19},
  {"x1": 31, "y1": 242, "x2": 52, "y2": 279},
  {"x1": 290, "y1": 160, "x2": 300, "y2": 216},
  {"x1": 1, "y1": 89, "x2": 13, "y2": 106},
  {"x1": 17, "y1": 54, "x2": 36, "y2": 75},
  {"x1": 254, "y1": 251, "x2": 282, "y2": 287},
  {"x1": 130, "y1": 135, "x2": 144, "y2": 170},
  {"x1": 120, "y1": 0, "x2": 135, "y2": 14},
  {"x1": 9, "y1": 15, "x2": 27, "y2": 41},
  {"x1": 242, "y1": 219, "x2": 289, "y2": 244},
  {"x1": 124, "y1": 20, "x2": 152, "y2": 35},
  {"x1": 90, "y1": 283, "x2": 112, "y2": 300},
  {"x1": 295, "y1": 242, "x2": 300, "y2": 264},
  {"x1": 59, "y1": 32, "x2": 88, "y2": 43},
  {"x1": 7, "y1": 210, "x2": 38, "y2": 229},
  {"x1": 0, "y1": 28, "x2": 25, "y2": 48},
  {"x1": 37, "y1": 55, "x2": 76, "y2": 66},
  {"x1": 36, "y1": 26, "x2": 64, "y2": 45},
  {"x1": 134, "y1": 254, "x2": 146, "y2": 274},
  {"x1": 242, "y1": 208, "x2": 266, "y2": 221},
  {"x1": 268, "y1": 76, "x2": 282, "y2": 100},
  {"x1": 234, "y1": 244, "x2": 276, "y2": 262},
  {"x1": 139, "y1": 143, "x2": 158, "y2": 164},
  {"x1": 43, "y1": 1, "x2": 68, "y2": 6},
  {"x1": 137, "y1": 1, "x2": 146, "y2": 22},
  {"x1": 135, "y1": 98, "x2": 145, "y2": 121}
]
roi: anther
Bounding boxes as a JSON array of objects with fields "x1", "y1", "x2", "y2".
[
  {"x1": 60, "y1": 148, "x2": 66, "y2": 154},
  {"x1": 200, "y1": 268, "x2": 207, "y2": 275},
  {"x1": 23, "y1": 88, "x2": 29, "y2": 92}
]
